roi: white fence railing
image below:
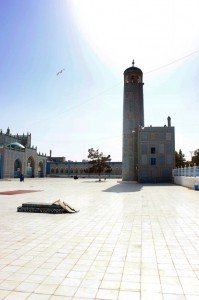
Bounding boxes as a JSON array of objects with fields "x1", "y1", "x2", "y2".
[{"x1": 173, "y1": 166, "x2": 199, "y2": 177}]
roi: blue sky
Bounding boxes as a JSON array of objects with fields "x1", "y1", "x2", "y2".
[{"x1": 0, "y1": 0, "x2": 199, "y2": 161}]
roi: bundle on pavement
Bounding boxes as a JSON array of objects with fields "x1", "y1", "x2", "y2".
[{"x1": 17, "y1": 199, "x2": 79, "y2": 214}]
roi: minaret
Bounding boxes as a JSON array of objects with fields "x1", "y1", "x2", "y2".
[{"x1": 122, "y1": 61, "x2": 144, "y2": 181}]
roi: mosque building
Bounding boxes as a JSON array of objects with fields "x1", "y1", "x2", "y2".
[{"x1": 0, "y1": 127, "x2": 47, "y2": 178}]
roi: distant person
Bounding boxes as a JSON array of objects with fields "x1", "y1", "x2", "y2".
[{"x1": 20, "y1": 174, "x2": 24, "y2": 182}]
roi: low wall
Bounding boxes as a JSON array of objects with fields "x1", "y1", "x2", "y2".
[{"x1": 174, "y1": 176, "x2": 199, "y2": 190}]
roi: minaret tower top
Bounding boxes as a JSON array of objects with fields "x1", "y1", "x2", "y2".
[{"x1": 124, "y1": 60, "x2": 143, "y2": 84}]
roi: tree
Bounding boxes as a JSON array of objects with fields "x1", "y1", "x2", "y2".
[
  {"x1": 175, "y1": 149, "x2": 186, "y2": 167},
  {"x1": 192, "y1": 149, "x2": 199, "y2": 166},
  {"x1": 186, "y1": 160, "x2": 194, "y2": 167},
  {"x1": 85, "y1": 148, "x2": 112, "y2": 181}
]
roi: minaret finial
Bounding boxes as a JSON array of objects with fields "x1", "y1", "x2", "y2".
[{"x1": 132, "y1": 59, "x2": 135, "y2": 67}]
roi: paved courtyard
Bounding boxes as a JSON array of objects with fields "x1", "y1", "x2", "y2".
[{"x1": 0, "y1": 178, "x2": 198, "y2": 300}]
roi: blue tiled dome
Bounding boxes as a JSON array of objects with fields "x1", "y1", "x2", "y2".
[{"x1": 7, "y1": 142, "x2": 25, "y2": 149}]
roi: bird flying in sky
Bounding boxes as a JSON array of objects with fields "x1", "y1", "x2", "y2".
[{"x1": 57, "y1": 68, "x2": 65, "y2": 76}]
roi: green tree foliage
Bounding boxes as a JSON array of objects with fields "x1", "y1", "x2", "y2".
[
  {"x1": 192, "y1": 149, "x2": 199, "y2": 165},
  {"x1": 85, "y1": 148, "x2": 112, "y2": 181},
  {"x1": 186, "y1": 161, "x2": 194, "y2": 167},
  {"x1": 175, "y1": 149, "x2": 186, "y2": 167}
]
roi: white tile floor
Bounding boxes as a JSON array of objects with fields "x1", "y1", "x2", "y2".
[{"x1": 0, "y1": 178, "x2": 199, "y2": 299}]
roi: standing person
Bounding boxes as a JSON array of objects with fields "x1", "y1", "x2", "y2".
[{"x1": 20, "y1": 173, "x2": 24, "y2": 182}]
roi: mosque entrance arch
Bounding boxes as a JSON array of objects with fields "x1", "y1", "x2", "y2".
[
  {"x1": 38, "y1": 161, "x2": 44, "y2": 177},
  {"x1": 14, "y1": 159, "x2": 22, "y2": 178},
  {"x1": 27, "y1": 156, "x2": 35, "y2": 178}
]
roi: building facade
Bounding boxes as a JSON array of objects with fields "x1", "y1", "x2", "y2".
[
  {"x1": 122, "y1": 62, "x2": 175, "y2": 183},
  {"x1": 138, "y1": 122, "x2": 175, "y2": 183},
  {"x1": 0, "y1": 128, "x2": 47, "y2": 178},
  {"x1": 46, "y1": 160, "x2": 122, "y2": 178}
]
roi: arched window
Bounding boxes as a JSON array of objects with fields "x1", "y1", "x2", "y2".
[
  {"x1": 38, "y1": 161, "x2": 44, "y2": 177},
  {"x1": 56, "y1": 168, "x2": 59, "y2": 174},
  {"x1": 60, "y1": 168, "x2": 64, "y2": 174},
  {"x1": 51, "y1": 168, "x2": 54, "y2": 174},
  {"x1": 65, "y1": 168, "x2": 68, "y2": 173},
  {"x1": 131, "y1": 75, "x2": 141, "y2": 83},
  {"x1": 14, "y1": 159, "x2": 22, "y2": 178},
  {"x1": 38, "y1": 161, "x2": 43, "y2": 171},
  {"x1": 27, "y1": 156, "x2": 35, "y2": 178}
]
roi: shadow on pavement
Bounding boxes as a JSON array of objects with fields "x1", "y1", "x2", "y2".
[
  {"x1": 103, "y1": 182, "x2": 175, "y2": 193},
  {"x1": 103, "y1": 183, "x2": 143, "y2": 193}
]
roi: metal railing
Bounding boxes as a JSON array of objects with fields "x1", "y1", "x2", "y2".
[{"x1": 173, "y1": 166, "x2": 199, "y2": 177}]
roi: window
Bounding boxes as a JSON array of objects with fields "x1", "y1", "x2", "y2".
[
  {"x1": 151, "y1": 158, "x2": 156, "y2": 165},
  {"x1": 131, "y1": 75, "x2": 140, "y2": 83},
  {"x1": 151, "y1": 147, "x2": 156, "y2": 154}
]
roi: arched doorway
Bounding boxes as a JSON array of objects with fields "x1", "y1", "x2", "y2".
[
  {"x1": 14, "y1": 159, "x2": 22, "y2": 178},
  {"x1": 27, "y1": 156, "x2": 35, "y2": 178},
  {"x1": 38, "y1": 161, "x2": 44, "y2": 177}
]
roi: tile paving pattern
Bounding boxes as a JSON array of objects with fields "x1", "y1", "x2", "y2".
[{"x1": 0, "y1": 178, "x2": 198, "y2": 299}]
